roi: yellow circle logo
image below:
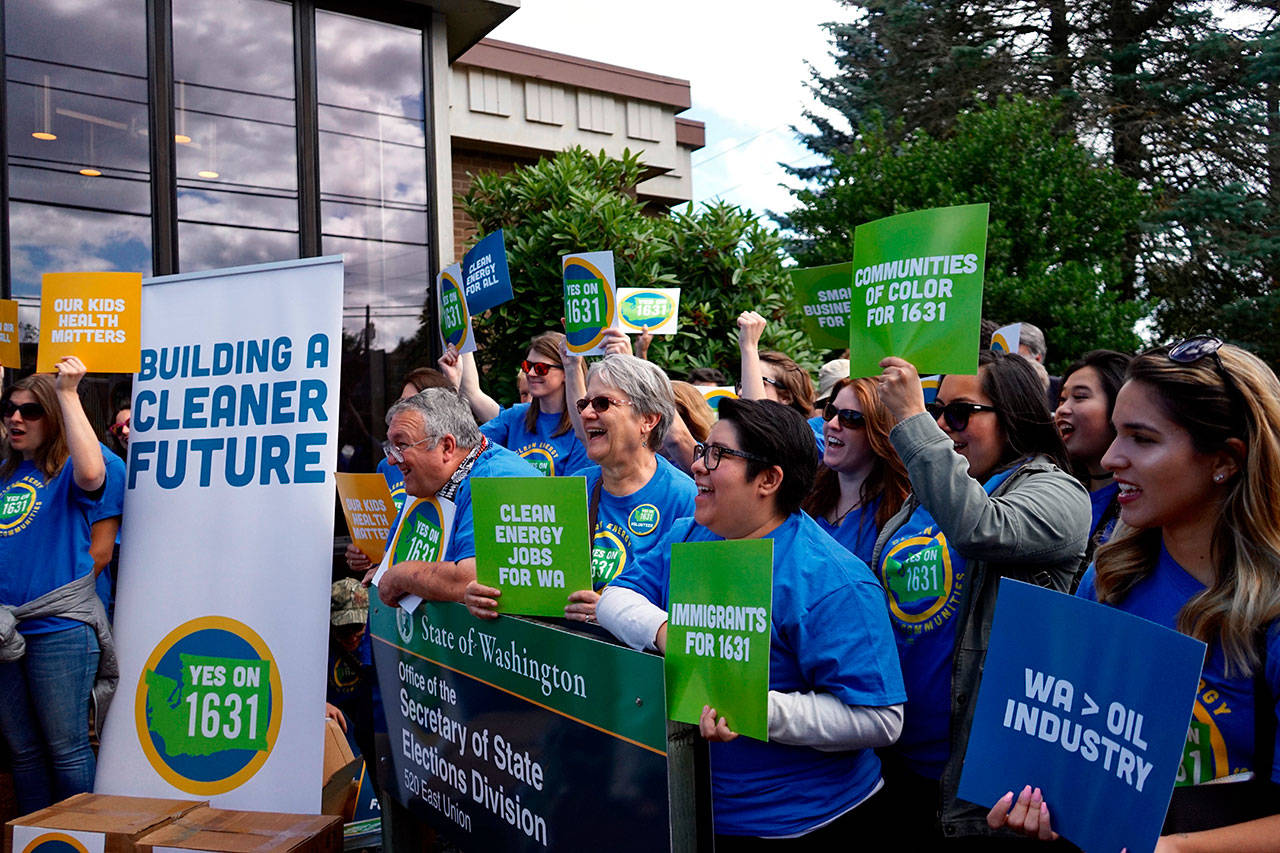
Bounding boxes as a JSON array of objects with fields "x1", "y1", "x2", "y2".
[{"x1": 135, "y1": 615, "x2": 283, "y2": 795}]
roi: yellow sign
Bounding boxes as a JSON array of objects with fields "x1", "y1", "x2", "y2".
[
  {"x1": 0, "y1": 299, "x2": 19, "y2": 368},
  {"x1": 37, "y1": 271, "x2": 142, "y2": 373},
  {"x1": 335, "y1": 472, "x2": 397, "y2": 564}
]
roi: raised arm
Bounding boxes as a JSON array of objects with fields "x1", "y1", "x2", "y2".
[
  {"x1": 736, "y1": 311, "x2": 767, "y2": 400},
  {"x1": 54, "y1": 357, "x2": 105, "y2": 492}
]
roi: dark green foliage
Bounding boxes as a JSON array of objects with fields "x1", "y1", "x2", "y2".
[
  {"x1": 455, "y1": 147, "x2": 817, "y2": 399},
  {"x1": 793, "y1": 0, "x2": 1280, "y2": 348},
  {"x1": 783, "y1": 98, "x2": 1147, "y2": 372}
]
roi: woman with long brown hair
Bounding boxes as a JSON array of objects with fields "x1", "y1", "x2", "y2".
[
  {"x1": 802, "y1": 377, "x2": 909, "y2": 564},
  {"x1": 990, "y1": 337, "x2": 1280, "y2": 847},
  {"x1": 0, "y1": 357, "x2": 112, "y2": 812}
]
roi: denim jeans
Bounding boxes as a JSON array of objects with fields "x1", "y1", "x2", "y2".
[{"x1": 0, "y1": 622, "x2": 100, "y2": 812}]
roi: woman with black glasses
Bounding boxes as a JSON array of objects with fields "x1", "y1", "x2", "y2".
[
  {"x1": 463, "y1": 353, "x2": 696, "y2": 622},
  {"x1": 871, "y1": 348, "x2": 1091, "y2": 843},
  {"x1": 596, "y1": 398, "x2": 906, "y2": 847},
  {"x1": 990, "y1": 337, "x2": 1280, "y2": 848},
  {"x1": 0, "y1": 357, "x2": 113, "y2": 812},
  {"x1": 801, "y1": 377, "x2": 910, "y2": 565}
]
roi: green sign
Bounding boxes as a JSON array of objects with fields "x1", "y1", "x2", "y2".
[
  {"x1": 789, "y1": 262, "x2": 854, "y2": 350},
  {"x1": 848, "y1": 203, "x2": 988, "y2": 377},
  {"x1": 472, "y1": 476, "x2": 593, "y2": 617},
  {"x1": 664, "y1": 539, "x2": 773, "y2": 741}
]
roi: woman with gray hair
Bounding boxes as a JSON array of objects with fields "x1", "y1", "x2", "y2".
[{"x1": 464, "y1": 353, "x2": 697, "y2": 623}]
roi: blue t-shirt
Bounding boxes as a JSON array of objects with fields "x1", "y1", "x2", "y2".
[
  {"x1": 813, "y1": 494, "x2": 882, "y2": 567},
  {"x1": 376, "y1": 457, "x2": 407, "y2": 513},
  {"x1": 1078, "y1": 551, "x2": 1280, "y2": 785},
  {"x1": 807, "y1": 415, "x2": 826, "y2": 456},
  {"x1": 480, "y1": 403, "x2": 589, "y2": 477},
  {"x1": 446, "y1": 443, "x2": 541, "y2": 562},
  {"x1": 613, "y1": 513, "x2": 906, "y2": 837},
  {"x1": 574, "y1": 456, "x2": 696, "y2": 590},
  {"x1": 0, "y1": 456, "x2": 105, "y2": 634},
  {"x1": 877, "y1": 466, "x2": 1018, "y2": 778},
  {"x1": 1089, "y1": 481, "x2": 1119, "y2": 544},
  {"x1": 90, "y1": 444, "x2": 126, "y2": 613}
]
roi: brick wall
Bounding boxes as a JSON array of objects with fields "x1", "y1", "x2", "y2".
[{"x1": 450, "y1": 148, "x2": 535, "y2": 262}]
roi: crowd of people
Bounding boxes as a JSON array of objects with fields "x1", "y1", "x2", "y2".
[{"x1": 2, "y1": 309, "x2": 1278, "y2": 851}]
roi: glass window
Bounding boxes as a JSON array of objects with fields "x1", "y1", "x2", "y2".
[
  {"x1": 4, "y1": 0, "x2": 151, "y2": 301},
  {"x1": 317, "y1": 11, "x2": 431, "y2": 463},
  {"x1": 172, "y1": 0, "x2": 298, "y2": 272}
]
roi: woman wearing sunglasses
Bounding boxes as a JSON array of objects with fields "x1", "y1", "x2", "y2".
[
  {"x1": 990, "y1": 338, "x2": 1280, "y2": 848},
  {"x1": 442, "y1": 331, "x2": 589, "y2": 477},
  {"x1": 463, "y1": 354, "x2": 697, "y2": 622},
  {"x1": 0, "y1": 357, "x2": 114, "y2": 812},
  {"x1": 872, "y1": 348, "x2": 1091, "y2": 843},
  {"x1": 597, "y1": 398, "x2": 906, "y2": 847},
  {"x1": 802, "y1": 377, "x2": 910, "y2": 565},
  {"x1": 1054, "y1": 350, "x2": 1132, "y2": 559}
]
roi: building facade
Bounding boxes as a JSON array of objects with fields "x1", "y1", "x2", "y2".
[{"x1": 1, "y1": 0, "x2": 701, "y2": 464}]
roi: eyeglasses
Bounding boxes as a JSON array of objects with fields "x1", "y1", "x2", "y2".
[
  {"x1": 575, "y1": 396, "x2": 633, "y2": 414},
  {"x1": 761, "y1": 376, "x2": 783, "y2": 389},
  {"x1": 927, "y1": 400, "x2": 997, "y2": 432},
  {"x1": 0, "y1": 401, "x2": 45, "y2": 420},
  {"x1": 108, "y1": 418, "x2": 130, "y2": 436},
  {"x1": 382, "y1": 436, "x2": 434, "y2": 464},
  {"x1": 823, "y1": 402, "x2": 866, "y2": 430},
  {"x1": 521, "y1": 360, "x2": 563, "y2": 377},
  {"x1": 692, "y1": 442, "x2": 769, "y2": 471},
  {"x1": 1168, "y1": 335, "x2": 1245, "y2": 416}
]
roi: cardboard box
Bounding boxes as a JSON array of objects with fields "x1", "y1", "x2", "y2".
[
  {"x1": 5, "y1": 794, "x2": 205, "y2": 853},
  {"x1": 134, "y1": 808, "x2": 340, "y2": 853},
  {"x1": 319, "y1": 720, "x2": 353, "y2": 787}
]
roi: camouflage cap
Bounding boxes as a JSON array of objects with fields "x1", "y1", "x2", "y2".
[{"x1": 331, "y1": 578, "x2": 369, "y2": 627}]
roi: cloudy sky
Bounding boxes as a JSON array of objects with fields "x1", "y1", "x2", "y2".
[{"x1": 489, "y1": 0, "x2": 847, "y2": 225}]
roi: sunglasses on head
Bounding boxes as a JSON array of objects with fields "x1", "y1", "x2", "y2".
[
  {"x1": 575, "y1": 395, "x2": 632, "y2": 414},
  {"x1": 521, "y1": 360, "x2": 563, "y2": 377},
  {"x1": 823, "y1": 402, "x2": 866, "y2": 430},
  {"x1": 1, "y1": 400, "x2": 45, "y2": 420},
  {"x1": 926, "y1": 400, "x2": 996, "y2": 431},
  {"x1": 1168, "y1": 335, "x2": 1246, "y2": 415}
]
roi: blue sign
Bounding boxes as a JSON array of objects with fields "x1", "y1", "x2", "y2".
[
  {"x1": 463, "y1": 230, "x2": 514, "y2": 313},
  {"x1": 958, "y1": 579, "x2": 1205, "y2": 853}
]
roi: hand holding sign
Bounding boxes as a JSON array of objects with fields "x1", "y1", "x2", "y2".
[{"x1": 876, "y1": 356, "x2": 929, "y2": 424}]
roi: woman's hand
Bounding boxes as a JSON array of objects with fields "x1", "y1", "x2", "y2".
[
  {"x1": 636, "y1": 329, "x2": 654, "y2": 361},
  {"x1": 325, "y1": 702, "x2": 348, "y2": 733},
  {"x1": 601, "y1": 328, "x2": 633, "y2": 356},
  {"x1": 986, "y1": 786, "x2": 1059, "y2": 841},
  {"x1": 564, "y1": 589, "x2": 600, "y2": 622},
  {"x1": 464, "y1": 580, "x2": 501, "y2": 620},
  {"x1": 699, "y1": 705, "x2": 739, "y2": 743},
  {"x1": 437, "y1": 345, "x2": 463, "y2": 389},
  {"x1": 876, "y1": 356, "x2": 928, "y2": 425},
  {"x1": 346, "y1": 543, "x2": 373, "y2": 580},
  {"x1": 737, "y1": 311, "x2": 766, "y2": 353},
  {"x1": 53, "y1": 355, "x2": 88, "y2": 392}
]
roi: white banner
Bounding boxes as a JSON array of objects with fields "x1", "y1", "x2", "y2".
[{"x1": 96, "y1": 257, "x2": 343, "y2": 812}]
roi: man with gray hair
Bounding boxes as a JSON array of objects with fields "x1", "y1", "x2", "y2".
[
  {"x1": 1017, "y1": 322, "x2": 1047, "y2": 364},
  {"x1": 375, "y1": 388, "x2": 538, "y2": 606}
]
